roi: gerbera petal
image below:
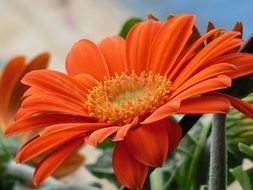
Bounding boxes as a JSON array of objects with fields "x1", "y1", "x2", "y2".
[
  {"x1": 52, "y1": 152, "x2": 84, "y2": 178},
  {"x1": 208, "y1": 53, "x2": 253, "y2": 79},
  {"x1": 18, "y1": 94, "x2": 88, "y2": 118},
  {"x1": 33, "y1": 138, "x2": 83, "y2": 186},
  {"x1": 141, "y1": 99, "x2": 180, "y2": 125},
  {"x1": 99, "y1": 36, "x2": 128, "y2": 75},
  {"x1": 173, "y1": 32, "x2": 242, "y2": 87},
  {"x1": 229, "y1": 63, "x2": 253, "y2": 79},
  {"x1": 126, "y1": 119, "x2": 169, "y2": 167},
  {"x1": 112, "y1": 117, "x2": 139, "y2": 141},
  {"x1": 172, "y1": 63, "x2": 236, "y2": 96},
  {"x1": 229, "y1": 98, "x2": 253, "y2": 119},
  {"x1": 177, "y1": 95, "x2": 231, "y2": 114},
  {"x1": 23, "y1": 87, "x2": 41, "y2": 97},
  {"x1": 171, "y1": 75, "x2": 231, "y2": 101},
  {"x1": 212, "y1": 93, "x2": 253, "y2": 119},
  {"x1": 22, "y1": 53, "x2": 50, "y2": 74},
  {"x1": 85, "y1": 126, "x2": 120, "y2": 146},
  {"x1": 73, "y1": 74, "x2": 97, "y2": 89},
  {"x1": 40, "y1": 122, "x2": 109, "y2": 136},
  {"x1": 147, "y1": 14, "x2": 195, "y2": 75},
  {"x1": 126, "y1": 19, "x2": 164, "y2": 74},
  {"x1": 66, "y1": 39, "x2": 110, "y2": 80},
  {"x1": 5, "y1": 114, "x2": 91, "y2": 136},
  {"x1": 16, "y1": 131, "x2": 84, "y2": 163},
  {"x1": 8, "y1": 53, "x2": 50, "y2": 119},
  {"x1": 16, "y1": 108, "x2": 87, "y2": 122},
  {"x1": 112, "y1": 141, "x2": 148, "y2": 190},
  {"x1": 22, "y1": 92, "x2": 86, "y2": 109},
  {"x1": 0, "y1": 56, "x2": 25, "y2": 125},
  {"x1": 167, "y1": 119, "x2": 182, "y2": 150},
  {"x1": 21, "y1": 70, "x2": 86, "y2": 100},
  {"x1": 167, "y1": 28, "x2": 223, "y2": 80}
]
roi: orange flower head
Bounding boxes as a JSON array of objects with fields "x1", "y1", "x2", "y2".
[
  {"x1": 86, "y1": 71, "x2": 171, "y2": 125},
  {"x1": 5, "y1": 14, "x2": 253, "y2": 189},
  {"x1": 0, "y1": 53, "x2": 49, "y2": 129},
  {"x1": 0, "y1": 53, "x2": 84, "y2": 179}
]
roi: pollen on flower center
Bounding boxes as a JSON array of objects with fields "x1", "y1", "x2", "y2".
[{"x1": 86, "y1": 71, "x2": 171, "y2": 125}]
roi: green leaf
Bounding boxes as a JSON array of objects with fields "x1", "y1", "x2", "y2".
[
  {"x1": 86, "y1": 149, "x2": 120, "y2": 187},
  {"x1": 175, "y1": 122, "x2": 211, "y2": 190},
  {"x1": 200, "y1": 185, "x2": 208, "y2": 190},
  {"x1": 96, "y1": 140, "x2": 114, "y2": 150},
  {"x1": 0, "y1": 131, "x2": 25, "y2": 190},
  {"x1": 226, "y1": 94, "x2": 253, "y2": 169},
  {"x1": 229, "y1": 166, "x2": 252, "y2": 190},
  {"x1": 119, "y1": 18, "x2": 142, "y2": 39},
  {"x1": 238, "y1": 143, "x2": 253, "y2": 157},
  {"x1": 157, "y1": 93, "x2": 253, "y2": 190},
  {"x1": 161, "y1": 116, "x2": 212, "y2": 190},
  {"x1": 150, "y1": 168, "x2": 163, "y2": 190},
  {"x1": 247, "y1": 168, "x2": 253, "y2": 184}
]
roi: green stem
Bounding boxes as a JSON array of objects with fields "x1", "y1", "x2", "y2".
[
  {"x1": 150, "y1": 168, "x2": 163, "y2": 190},
  {"x1": 209, "y1": 114, "x2": 227, "y2": 190}
]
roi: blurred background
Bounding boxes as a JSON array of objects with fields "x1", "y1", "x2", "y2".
[
  {"x1": 0, "y1": 0, "x2": 253, "y2": 71},
  {"x1": 0, "y1": 0, "x2": 252, "y2": 189}
]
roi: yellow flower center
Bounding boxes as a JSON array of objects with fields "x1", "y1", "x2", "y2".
[{"x1": 86, "y1": 72, "x2": 171, "y2": 125}]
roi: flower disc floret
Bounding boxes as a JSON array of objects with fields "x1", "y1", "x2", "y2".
[{"x1": 86, "y1": 71, "x2": 171, "y2": 125}]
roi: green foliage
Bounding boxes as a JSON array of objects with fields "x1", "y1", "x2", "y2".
[
  {"x1": 119, "y1": 18, "x2": 142, "y2": 39},
  {"x1": 148, "y1": 93, "x2": 253, "y2": 190},
  {"x1": 225, "y1": 94, "x2": 253, "y2": 185},
  {"x1": 149, "y1": 116, "x2": 212, "y2": 190},
  {"x1": 150, "y1": 168, "x2": 163, "y2": 190},
  {"x1": 238, "y1": 143, "x2": 253, "y2": 157},
  {"x1": 230, "y1": 166, "x2": 252, "y2": 190},
  {"x1": 96, "y1": 140, "x2": 114, "y2": 150},
  {"x1": 227, "y1": 94, "x2": 253, "y2": 147},
  {"x1": 199, "y1": 185, "x2": 209, "y2": 190},
  {"x1": 222, "y1": 94, "x2": 253, "y2": 189},
  {"x1": 0, "y1": 131, "x2": 23, "y2": 190},
  {"x1": 230, "y1": 142, "x2": 253, "y2": 189}
]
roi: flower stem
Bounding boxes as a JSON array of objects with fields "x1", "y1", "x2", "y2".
[
  {"x1": 209, "y1": 113, "x2": 227, "y2": 190},
  {"x1": 150, "y1": 168, "x2": 163, "y2": 190}
]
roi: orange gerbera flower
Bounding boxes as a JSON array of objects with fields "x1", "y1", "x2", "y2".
[
  {"x1": 5, "y1": 14, "x2": 253, "y2": 189},
  {"x1": 0, "y1": 53, "x2": 84, "y2": 179},
  {"x1": 0, "y1": 53, "x2": 49, "y2": 129}
]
